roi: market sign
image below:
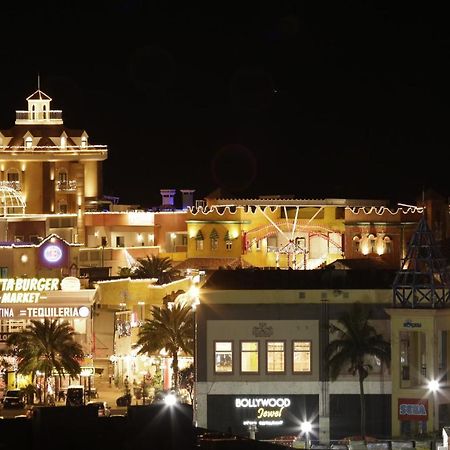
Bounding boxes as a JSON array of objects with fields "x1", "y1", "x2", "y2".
[
  {"x1": 398, "y1": 398, "x2": 428, "y2": 421},
  {"x1": 0, "y1": 278, "x2": 60, "y2": 303},
  {"x1": 0, "y1": 305, "x2": 90, "y2": 319}
]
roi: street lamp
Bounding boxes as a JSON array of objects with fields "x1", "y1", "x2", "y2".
[
  {"x1": 300, "y1": 421, "x2": 312, "y2": 449},
  {"x1": 428, "y1": 379, "x2": 440, "y2": 439}
]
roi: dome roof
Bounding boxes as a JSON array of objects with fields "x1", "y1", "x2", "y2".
[{"x1": 0, "y1": 184, "x2": 26, "y2": 215}]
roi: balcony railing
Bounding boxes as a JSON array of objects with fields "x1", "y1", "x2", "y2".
[
  {"x1": 0, "y1": 181, "x2": 21, "y2": 191},
  {"x1": 15, "y1": 110, "x2": 63, "y2": 122},
  {"x1": 0, "y1": 145, "x2": 108, "y2": 160},
  {"x1": 56, "y1": 180, "x2": 77, "y2": 192}
]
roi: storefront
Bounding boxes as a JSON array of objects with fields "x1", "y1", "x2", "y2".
[
  {"x1": 207, "y1": 394, "x2": 319, "y2": 440},
  {"x1": 0, "y1": 276, "x2": 95, "y2": 392}
]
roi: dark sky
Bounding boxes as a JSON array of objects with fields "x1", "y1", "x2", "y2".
[{"x1": 1, "y1": 2, "x2": 450, "y2": 208}]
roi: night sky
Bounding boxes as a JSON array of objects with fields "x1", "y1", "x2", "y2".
[{"x1": 1, "y1": 2, "x2": 449, "y2": 208}]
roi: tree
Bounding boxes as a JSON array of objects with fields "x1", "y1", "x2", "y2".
[
  {"x1": 136, "y1": 303, "x2": 194, "y2": 391},
  {"x1": 7, "y1": 318, "x2": 84, "y2": 404},
  {"x1": 325, "y1": 302, "x2": 390, "y2": 439},
  {"x1": 133, "y1": 255, "x2": 179, "y2": 284},
  {"x1": 179, "y1": 363, "x2": 195, "y2": 404}
]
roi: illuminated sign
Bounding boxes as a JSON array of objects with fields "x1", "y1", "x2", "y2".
[
  {"x1": 0, "y1": 305, "x2": 91, "y2": 319},
  {"x1": 235, "y1": 397, "x2": 292, "y2": 427},
  {"x1": 61, "y1": 277, "x2": 81, "y2": 292},
  {"x1": 80, "y1": 367, "x2": 95, "y2": 377},
  {"x1": 398, "y1": 398, "x2": 428, "y2": 421},
  {"x1": 43, "y1": 245, "x2": 63, "y2": 263},
  {"x1": 0, "y1": 278, "x2": 59, "y2": 303}
]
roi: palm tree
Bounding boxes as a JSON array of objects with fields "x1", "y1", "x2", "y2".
[
  {"x1": 134, "y1": 255, "x2": 179, "y2": 284},
  {"x1": 7, "y1": 318, "x2": 84, "y2": 404},
  {"x1": 325, "y1": 302, "x2": 390, "y2": 439},
  {"x1": 136, "y1": 302, "x2": 194, "y2": 391}
]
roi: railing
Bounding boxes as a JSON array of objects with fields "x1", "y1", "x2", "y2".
[
  {"x1": 15, "y1": 110, "x2": 62, "y2": 121},
  {"x1": 0, "y1": 144, "x2": 108, "y2": 155},
  {"x1": 0, "y1": 181, "x2": 21, "y2": 191},
  {"x1": 56, "y1": 180, "x2": 77, "y2": 191}
]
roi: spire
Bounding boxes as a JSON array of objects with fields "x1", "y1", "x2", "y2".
[
  {"x1": 393, "y1": 216, "x2": 450, "y2": 308},
  {"x1": 37, "y1": 73, "x2": 40, "y2": 91}
]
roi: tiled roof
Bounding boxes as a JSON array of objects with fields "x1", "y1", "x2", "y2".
[
  {"x1": 26, "y1": 90, "x2": 52, "y2": 100},
  {"x1": 202, "y1": 268, "x2": 397, "y2": 290},
  {"x1": 0, "y1": 125, "x2": 85, "y2": 138}
]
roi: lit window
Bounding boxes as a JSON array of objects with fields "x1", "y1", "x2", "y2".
[
  {"x1": 81, "y1": 136, "x2": 87, "y2": 147},
  {"x1": 25, "y1": 137, "x2": 32, "y2": 148},
  {"x1": 267, "y1": 341, "x2": 285, "y2": 373},
  {"x1": 210, "y1": 229, "x2": 219, "y2": 251},
  {"x1": 226, "y1": 240, "x2": 232, "y2": 250},
  {"x1": 196, "y1": 239, "x2": 204, "y2": 251},
  {"x1": 293, "y1": 341, "x2": 311, "y2": 373},
  {"x1": 215, "y1": 341, "x2": 233, "y2": 373},
  {"x1": 240, "y1": 341, "x2": 259, "y2": 373},
  {"x1": 61, "y1": 136, "x2": 66, "y2": 148}
]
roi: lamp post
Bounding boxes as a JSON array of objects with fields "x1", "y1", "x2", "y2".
[
  {"x1": 190, "y1": 287, "x2": 200, "y2": 426},
  {"x1": 300, "y1": 421, "x2": 312, "y2": 449},
  {"x1": 428, "y1": 379, "x2": 440, "y2": 444}
]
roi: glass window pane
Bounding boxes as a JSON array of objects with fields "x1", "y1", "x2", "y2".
[
  {"x1": 215, "y1": 341, "x2": 233, "y2": 373},
  {"x1": 267, "y1": 341, "x2": 285, "y2": 373},
  {"x1": 293, "y1": 341, "x2": 311, "y2": 372},
  {"x1": 241, "y1": 341, "x2": 259, "y2": 373}
]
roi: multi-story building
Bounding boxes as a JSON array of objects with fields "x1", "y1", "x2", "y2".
[{"x1": 195, "y1": 216, "x2": 450, "y2": 443}]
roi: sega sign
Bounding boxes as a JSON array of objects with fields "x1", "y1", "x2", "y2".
[{"x1": 398, "y1": 398, "x2": 428, "y2": 421}]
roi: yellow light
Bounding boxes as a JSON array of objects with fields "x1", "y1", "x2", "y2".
[
  {"x1": 20, "y1": 254, "x2": 28, "y2": 263},
  {"x1": 21, "y1": 163, "x2": 26, "y2": 172},
  {"x1": 170, "y1": 232, "x2": 176, "y2": 240},
  {"x1": 137, "y1": 233, "x2": 143, "y2": 242}
]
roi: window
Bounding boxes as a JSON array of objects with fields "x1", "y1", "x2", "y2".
[
  {"x1": 7, "y1": 170, "x2": 19, "y2": 182},
  {"x1": 214, "y1": 341, "x2": 233, "y2": 373},
  {"x1": 59, "y1": 203, "x2": 68, "y2": 214},
  {"x1": 81, "y1": 136, "x2": 87, "y2": 147},
  {"x1": 0, "y1": 267, "x2": 8, "y2": 278},
  {"x1": 210, "y1": 229, "x2": 219, "y2": 251},
  {"x1": 293, "y1": 341, "x2": 311, "y2": 373},
  {"x1": 25, "y1": 137, "x2": 32, "y2": 148},
  {"x1": 196, "y1": 230, "x2": 204, "y2": 251},
  {"x1": 267, "y1": 341, "x2": 285, "y2": 373},
  {"x1": 61, "y1": 136, "x2": 66, "y2": 148},
  {"x1": 42, "y1": 104, "x2": 47, "y2": 119},
  {"x1": 226, "y1": 241, "x2": 232, "y2": 250},
  {"x1": 240, "y1": 341, "x2": 259, "y2": 373},
  {"x1": 31, "y1": 105, "x2": 36, "y2": 120},
  {"x1": 116, "y1": 236, "x2": 125, "y2": 248}
]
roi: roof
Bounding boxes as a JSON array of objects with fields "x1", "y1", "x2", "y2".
[
  {"x1": 202, "y1": 268, "x2": 397, "y2": 290},
  {"x1": 174, "y1": 257, "x2": 252, "y2": 271},
  {"x1": 324, "y1": 257, "x2": 392, "y2": 270},
  {"x1": 26, "y1": 90, "x2": 52, "y2": 101},
  {"x1": 0, "y1": 125, "x2": 85, "y2": 139}
]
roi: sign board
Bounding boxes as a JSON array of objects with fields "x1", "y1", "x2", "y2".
[
  {"x1": 398, "y1": 398, "x2": 428, "y2": 421},
  {"x1": 0, "y1": 305, "x2": 90, "y2": 319},
  {"x1": 80, "y1": 367, "x2": 95, "y2": 377},
  {"x1": 0, "y1": 278, "x2": 60, "y2": 303}
]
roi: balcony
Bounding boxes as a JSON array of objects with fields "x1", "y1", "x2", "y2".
[
  {"x1": 56, "y1": 180, "x2": 77, "y2": 192},
  {"x1": 15, "y1": 110, "x2": 63, "y2": 125},
  {"x1": 0, "y1": 181, "x2": 21, "y2": 191},
  {"x1": 0, "y1": 144, "x2": 108, "y2": 162}
]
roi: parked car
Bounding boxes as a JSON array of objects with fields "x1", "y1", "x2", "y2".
[
  {"x1": 66, "y1": 385, "x2": 84, "y2": 406},
  {"x1": 116, "y1": 394, "x2": 131, "y2": 407},
  {"x1": 2, "y1": 389, "x2": 25, "y2": 409},
  {"x1": 87, "y1": 401, "x2": 111, "y2": 417}
]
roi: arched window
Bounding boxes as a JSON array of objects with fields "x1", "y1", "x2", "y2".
[
  {"x1": 384, "y1": 236, "x2": 392, "y2": 254},
  {"x1": 42, "y1": 104, "x2": 47, "y2": 119},
  {"x1": 210, "y1": 228, "x2": 219, "y2": 251},
  {"x1": 31, "y1": 105, "x2": 35, "y2": 120},
  {"x1": 195, "y1": 230, "x2": 204, "y2": 251},
  {"x1": 352, "y1": 235, "x2": 361, "y2": 253}
]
